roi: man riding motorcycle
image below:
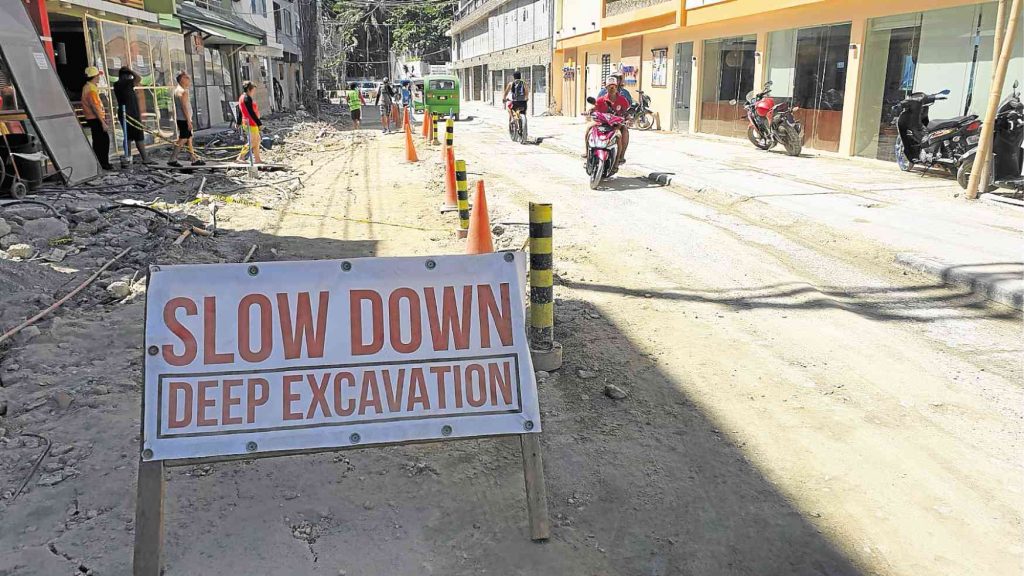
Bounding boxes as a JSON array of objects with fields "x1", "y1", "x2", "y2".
[{"x1": 584, "y1": 77, "x2": 630, "y2": 165}]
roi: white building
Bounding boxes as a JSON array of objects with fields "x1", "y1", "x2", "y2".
[
  {"x1": 231, "y1": 0, "x2": 301, "y2": 113},
  {"x1": 449, "y1": 0, "x2": 554, "y2": 115}
]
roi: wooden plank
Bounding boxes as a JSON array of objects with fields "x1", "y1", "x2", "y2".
[
  {"x1": 148, "y1": 162, "x2": 288, "y2": 172},
  {"x1": 133, "y1": 460, "x2": 165, "y2": 576},
  {"x1": 519, "y1": 433, "x2": 550, "y2": 541}
]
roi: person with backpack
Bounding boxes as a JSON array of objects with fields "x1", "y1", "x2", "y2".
[
  {"x1": 502, "y1": 71, "x2": 530, "y2": 122},
  {"x1": 374, "y1": 78, "x2": 397, "y2": 134}
]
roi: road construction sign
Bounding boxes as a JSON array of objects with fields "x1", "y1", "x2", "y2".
[{"x1": 141, "y1": 253, "x2": 541, "y2": 461}]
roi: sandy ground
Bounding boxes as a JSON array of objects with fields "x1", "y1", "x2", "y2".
[{"x1": 0, "y1": 106, "x2": 1021, "y2": 576}]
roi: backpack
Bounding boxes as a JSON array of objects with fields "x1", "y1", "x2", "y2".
[{"x1": 511, "y1": 79, "x2": 526, "y2": 101}]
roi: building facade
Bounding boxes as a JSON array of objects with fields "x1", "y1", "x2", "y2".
[
  {"x1": 450, "y1": 0, "x2": 554, "y2": 115},
  {"x1": 553, "y1": 0, "x2": 1024, "y2": 157}
]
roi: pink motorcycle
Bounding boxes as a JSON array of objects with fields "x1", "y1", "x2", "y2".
[{"x1": 584, "y1": 96, "x2": 625, "y2": 189}]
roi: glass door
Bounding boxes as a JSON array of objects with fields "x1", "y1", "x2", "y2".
[
  {"x1": 793, "y1": 23, "x2": 851, "y2": 152},
  {"x1": 673, "y1": 42, "x2": 693, "y2": 132},
  {"x1": 700, "y1": 35, "x2": 756, "y2": 138}
]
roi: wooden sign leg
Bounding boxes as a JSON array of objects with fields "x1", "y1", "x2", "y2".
[
  {"x1": 519, "y1": 434, "x2": 550, "y2": 541},
  {"x1": 133, "y1": 459, "x2": 165, "y2": 576}
]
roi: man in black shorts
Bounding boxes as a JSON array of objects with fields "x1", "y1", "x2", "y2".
[
  {"x1": 502, "y1": 71, "x2": 530, "y2": 120},
  {"x1": 168, "y1": 72, "x2": 203, "y2": 167}
]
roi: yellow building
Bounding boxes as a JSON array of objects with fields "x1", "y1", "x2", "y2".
[{"x1": 553, "y1": 0, "x2": 1024, "y2": 159}]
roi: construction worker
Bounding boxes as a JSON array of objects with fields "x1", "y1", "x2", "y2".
[
  {"x1": 236, "y1": 81, "x2": 263, "y2": 164},
  {"x1": 347, "y1": 82, "x2": 362, "y2": 130},
  {"x1": 81, "y1": 66, "x2": 113, "y2": 170}
]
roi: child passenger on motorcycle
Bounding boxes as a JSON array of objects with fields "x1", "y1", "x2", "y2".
[{"x1": 584, "y1": 77, "x2": 631, "y2": 165}]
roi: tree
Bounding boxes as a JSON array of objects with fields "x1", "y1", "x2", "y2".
[
  {"x1": 385, "y1": 0, "x2": 455, "y2": 61},
  {"x1": 299, "y1": 0, "x2": 321, "y2": 115}
]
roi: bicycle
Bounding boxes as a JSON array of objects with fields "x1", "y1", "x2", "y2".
[{"x1": 507, "y1": 104, "x2": 528, "y2": 144}]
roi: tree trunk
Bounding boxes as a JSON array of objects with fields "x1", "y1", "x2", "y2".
[{"x1": 299, "y1": 0, "x2": 321, "y2": 116}]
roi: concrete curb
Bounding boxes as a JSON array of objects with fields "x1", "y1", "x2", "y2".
[{"x1": 894, "y1": 253, "x2": 1023, "y2": 311}]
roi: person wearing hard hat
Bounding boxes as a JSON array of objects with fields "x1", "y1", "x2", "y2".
[{"x1": 81, "y1": 66, "x2": 114, "y2": 170}]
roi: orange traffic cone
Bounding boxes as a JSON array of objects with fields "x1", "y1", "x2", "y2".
[
  {"x1": 422, "y1": 109, "x2": 430, "y2": 138},
  {"x1": 391, "y1": 105, "x2": 399, "y2": 127},
  {"x1": 403, "y1": 107, "x2": 411, "y2": 129},
  {"x1": 404, "y1": 121, "x2": 419, "y2": 163},
  {"x1": 442, "y1": 147, "x2": 458, "y2": 210},
  {"x1": 466, "y1": 180, "x2": 494, "y2": 254}
]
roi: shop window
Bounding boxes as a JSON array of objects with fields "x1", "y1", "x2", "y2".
[
  {"x1": 128, "y1": 27, "x2": 153, "y2": 84},
  {"x1": 854, "y1": 3, "x2": 1024, "y2": 160},
  {"x1": 766, "y1": 23, "x2": 851, "y2": 152},
  {"x1": 101, "y1": 22, "x2": 128, "y2": 81},
  {"x1": 169, "y1": 35, "x2": 188, "y2": 80},
  {"x1": 700, "y1": 35, "x2": 756, "y2": 139}
]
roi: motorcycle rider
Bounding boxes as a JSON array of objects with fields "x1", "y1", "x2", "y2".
[
  {"x1": 584, "y1": 77, "x2": 631, "y2": 165},
  {"x1": 597, "y1": 73, "x2": 633, "y2": 105},
  {"x1": 502, "y1": 71, "x2": 530, "y2": 122}
]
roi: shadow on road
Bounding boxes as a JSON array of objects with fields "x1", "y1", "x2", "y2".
[
  {"x1": 559, "y1": 277, "x2": 1020, "y2": 322},
  {"x1": 598, "y1": 176, "x2": 667, "y2": 192}
]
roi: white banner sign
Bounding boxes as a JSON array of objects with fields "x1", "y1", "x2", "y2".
[{"x1": 142, "y1": 254, "x2": 540, "y2": 461}]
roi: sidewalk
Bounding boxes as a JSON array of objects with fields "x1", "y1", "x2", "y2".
[{"x1": 463, "y1": 102, "x2": 1024, "y2": 310}]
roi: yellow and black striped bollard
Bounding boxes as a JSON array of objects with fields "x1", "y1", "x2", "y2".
[
  {"x1": 528, "y1": 202, "x2": 561, "y2": 371},
  {"x1": 431, "y1": 113, "x2": 440, "y2": 146},
  {"x1": 456, "y1": 160, "x2": 470, "y2": 238},
  {"x1": 445, "y1": 116, "x2": 454, "y2": 149}
]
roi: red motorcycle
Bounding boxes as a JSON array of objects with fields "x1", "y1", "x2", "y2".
[
  {"x1": 584, "y1": 96, "x2": 625, "y2": 189},
  {"x1": 733, "y1": 80, "x2": 804, "y2": 157}
]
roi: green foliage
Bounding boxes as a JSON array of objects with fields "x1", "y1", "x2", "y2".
[{"x1": 385, "y1": 0, "x2": 455, "y2": 58}]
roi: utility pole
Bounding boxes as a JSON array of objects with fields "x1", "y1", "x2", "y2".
[
  {"x1": 976, "y1": 0, "x2": 1007, "y2": 190},
  {"x1": 299, "y1": 0, "x2": 321, "y2": 116},
  {"x1": 966, "y1": 0, "x2": 1021, "y2": 199}
]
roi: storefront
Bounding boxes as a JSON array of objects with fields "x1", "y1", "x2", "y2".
[
  {"x1": 853, "y1": 3, "x2": 1024, "y2": 161},
  {"x1": 555, "y1": 0, "x2": 1024, "y2": 158}
]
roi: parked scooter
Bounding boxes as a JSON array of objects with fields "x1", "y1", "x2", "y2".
[
  {"x1": 892, "y1": 88, "x2": 982, "y2": 173},
  {"x1": 625, "y1": 90, "x2": 655, "y2": 130},
  {"x1": 732, "y1": 81, "x2": 804, "y2": 157},
  {"x1": 957, "y1": 80, "x2": 1024, "y2": 192},
  {"x1": 584, "y1": 96, "x2": 624, "y2": 189}
]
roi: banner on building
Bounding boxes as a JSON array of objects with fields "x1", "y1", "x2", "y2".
[{"x1": 141, "y1": 253, "x2": 541, "y2": 462}]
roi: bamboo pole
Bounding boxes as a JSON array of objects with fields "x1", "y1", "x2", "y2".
[
  {"x1": 967, "y1": 0, "x2": 1022, "y2": 199},
  {"x1": 977, "y1": 0, "x2": 1008, "y2": 189}
]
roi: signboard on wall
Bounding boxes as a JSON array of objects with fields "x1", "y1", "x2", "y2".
[
  {"x1": 651, "y1": 48, "x2": 668, "y2": 87},
  {"x1": 141, "y1": 254, "x2": 542, "y2": 462}
]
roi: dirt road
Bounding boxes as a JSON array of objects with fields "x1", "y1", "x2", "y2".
[{"x1": 1, "y1": 106, "x2": 1020, "y2": 575}]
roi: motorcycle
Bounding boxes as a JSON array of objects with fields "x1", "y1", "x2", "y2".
[
  {"x1": 625, "y1": 90, "x2": 655, "y2": 130},
  {"x1": 732, "y1": 81, "x2": 804, "y2": 157},
  {"x1": 892, "y1": 88, "x2": 982, "y2": 174},
  {"x1": 957, "y1": 80, "x2": 1024, "y2": 192},
  {"x1": 584, "y1": 96, "x2": 624, "y2": 190}
]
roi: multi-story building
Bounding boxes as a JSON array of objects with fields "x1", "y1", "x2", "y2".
[
  {"x1": 271, "y1": 0, "x2": 303, "y2": 112},
  {"x1": 22, "y1": 0, "x2": 266, "y2": 147},
  {"x1": 554, "y1": 0, "x2": 1024, "y2": 158},
  {"x1": 450, "y1": 0, "x2": 555, "y2": 115}
]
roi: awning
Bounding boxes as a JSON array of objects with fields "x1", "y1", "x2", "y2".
[{"x1": 177, "y1": 1, "x2": 265, "y2": 46}]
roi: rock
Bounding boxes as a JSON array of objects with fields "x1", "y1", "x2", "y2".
[
  {"x1": 0, "y1": 218, "x2": 10, "y2": 238},
  {"x1": 362, "y1": 500, "x2": 375, "y2": 510},
  {"x1": 22, "y1": 217, "x2": 69, "y2": 240},
  {"x1": 37, "y1": 472, "x2": 68, "y2": 486},
  {"x1": 0, "y1": 399, "x2": 6, "y2": 416},
  {"x1": 603, "y1": 384, "x2": 628, "y2": 400},
  {"x1": 6, "y1": 243, "x2": 33, "y2": 259},
  {"x1": 535, "y1": 370, "x2": 550, "y2": 381},
  {"x1": 576, "y1": 368, "x2": 599, "y2": 380},
  {"x1": 0, "y1": 234, "x2": 21, "y2": 249},
  {"x1": 45, "y1": 248, "x2": 68, "y2": 262},
  {"x1": 106, "y1": 281, "x2": 131, "y2": 299},
  {"x1": 52, "y1": 390, "x2": 74, "y2": 410},
  {"x1": 490, "y1": 224, "x2": 505, "y2": 237},
  {"x1": 18, "y1": 325, "x2": 41, "y2": 342},
  {"x1": 70, "y1": 208, "x2": 100, "y2": 224}
]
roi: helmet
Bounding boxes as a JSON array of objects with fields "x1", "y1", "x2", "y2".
[{"x1": 84, "y1": 66, "x2": 101, "y2": 78}]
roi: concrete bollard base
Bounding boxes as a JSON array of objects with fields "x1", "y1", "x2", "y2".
[{"x1": 530, "y1": 342, "x2": 563, "y2": 373}]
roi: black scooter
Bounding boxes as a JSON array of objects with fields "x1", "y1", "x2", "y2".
[
  {"x1": 957, "y1": 80, "x2": 1024, "y2": 192},
  {"x1": 892, "y1": 89, "x2": 982, "y2": 174}
]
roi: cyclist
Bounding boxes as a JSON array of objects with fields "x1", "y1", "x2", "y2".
[
  {"x1": 584, "y1": 77, "x2": 630, "y2": 165},
  {"x1": 502, "y1": 71, "x2": 529, "y2": 126},
  {"x1": 375, "y1": 77, "x2": 397, "y2": 134}
]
